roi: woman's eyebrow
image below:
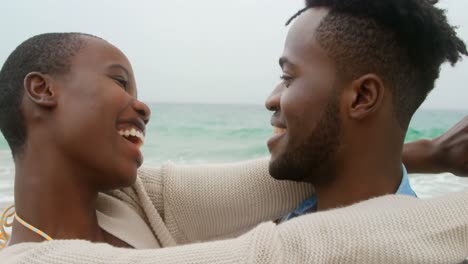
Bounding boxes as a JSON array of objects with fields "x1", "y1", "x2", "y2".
[{"x1": 108, "y1": 64, "x2": 130, "y2": 79}]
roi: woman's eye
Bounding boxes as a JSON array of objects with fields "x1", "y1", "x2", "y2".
[{"x1": 114, "y1": 77, "x2": 128, "y2": 90}]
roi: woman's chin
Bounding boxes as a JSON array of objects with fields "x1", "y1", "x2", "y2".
[
  {"x1": 120, "y1": 171, "x2": 138, "y2": 187},
  {"x1": 109, "y1": 168, "x2": 138, "y2": 189}
]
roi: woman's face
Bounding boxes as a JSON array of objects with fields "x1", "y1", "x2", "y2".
[{"x1": 52, "y1": 36, "x2": 151, "y2": 190}]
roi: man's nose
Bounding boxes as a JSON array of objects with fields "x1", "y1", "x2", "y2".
[{"x1": 265, "y1": 84, "x2": 283, "y2": 112}]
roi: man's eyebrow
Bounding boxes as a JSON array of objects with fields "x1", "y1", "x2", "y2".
[
  {"x1": 108, "y1": 64, "x2": 130, "y2": 78},
  {"x1": 279, "y1": 57, "x2": 292, "y2": 69}
]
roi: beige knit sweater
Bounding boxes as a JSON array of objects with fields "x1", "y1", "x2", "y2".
[{"x1": 2, "y1": 158, "x2": 468, "y2": 263}]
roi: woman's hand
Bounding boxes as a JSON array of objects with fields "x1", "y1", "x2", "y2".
[
  {"x1": 431, "y1": 116, "x2": 468, "y2": 176},
  {"x1": 403, "y1": 116, "x2": 468, "y2": 176}
]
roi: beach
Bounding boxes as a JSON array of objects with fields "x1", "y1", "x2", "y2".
[{"x1": 1, "y1": 103, "x2": 467, "y2": 208}]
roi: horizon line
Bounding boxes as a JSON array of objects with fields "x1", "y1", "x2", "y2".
[{"x1": 145, "y1": 101, "x2": 468, "y2": 111}]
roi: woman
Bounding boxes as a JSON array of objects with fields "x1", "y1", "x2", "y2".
[{"x1": 0, "y1": 33, "x2": 468, "y2": 263}]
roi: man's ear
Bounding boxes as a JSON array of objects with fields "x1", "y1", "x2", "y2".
[
  {"x1": 345, "y1": 74, "x2": 385, "y2": 120},
  {"x1": 24, "y1": 72, "x2": 58, "y2": 108}
]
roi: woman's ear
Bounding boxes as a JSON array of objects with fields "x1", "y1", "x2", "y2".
[
  {"x1": 24, "y1": 72, "x2": 58, "y2": 108},
  {"x1": 346, "y1": 74, "x2": 385, "y2": 120}
]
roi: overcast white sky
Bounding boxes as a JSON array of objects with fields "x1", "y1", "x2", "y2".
[{"x1": 1, "y1": 0, "x2": 467, "y2": 109}]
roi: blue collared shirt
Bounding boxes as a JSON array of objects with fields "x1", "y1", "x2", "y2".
[{"x1": 282, "y1": 164, "x2": 417, "y2": 222}]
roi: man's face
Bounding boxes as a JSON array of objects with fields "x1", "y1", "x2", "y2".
[
  {"x1": 51, "y1": 37, "x2": 151, "y2": 190},
  {"x1": 265, "y1": 8, "x2": 343, "y2": 184}
]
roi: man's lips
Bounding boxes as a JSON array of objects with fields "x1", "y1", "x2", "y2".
[
  {"x1": 270, "y1": 116, "x2": 287, "y2": 145},
  {"x1": 273, "y1": 126, "x2": 286, "y2": 135},
  {"x1": 268, "y1": 125, "x2": 287, "y2": 151},
  {"x1": 268, "y1": 113, "x2": 287, "y2": 154},
  {"x1": 271, "y1": 117, "x2": 287, "y2": 136},
  {"x1": 270, "y1": 115, "x2": 286, "y2": 131}
]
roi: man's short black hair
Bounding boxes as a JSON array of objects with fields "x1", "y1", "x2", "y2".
[
  {"x1": 0, "y1": 33, "x2": 97, "y2": 157},
  {"x1": 288, "y1": 0, "x2": 467, "y2": 128}
]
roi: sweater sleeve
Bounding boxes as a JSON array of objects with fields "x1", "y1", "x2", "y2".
[
  {"x1": 3, "y1": 191, "x2": 468, "y2": 264},
  {"x1": 137, "y1": 158, "x2": 315, "y2": 244}
]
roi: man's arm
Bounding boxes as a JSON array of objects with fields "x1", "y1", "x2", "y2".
[{"x1": 403, "y1": 116, "x2": 468, "y2": 176}]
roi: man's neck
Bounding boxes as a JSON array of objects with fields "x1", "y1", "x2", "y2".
[
  {"x1": 314, "y1": 123, "x2": 405, "y2": 211},
  {"x1": 314, "y1": 158, "x2": 403, "y2": 211}
]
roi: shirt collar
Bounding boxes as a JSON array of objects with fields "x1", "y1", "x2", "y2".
[
  {"x1": 396, "y1": 164, "x2": 417, "y2": 197},
  {"x1": 284, "y1": 163, "x2": 417, "y2": 222}
]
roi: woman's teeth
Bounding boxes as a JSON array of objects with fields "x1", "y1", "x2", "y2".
[
  {"x1": 273, "y1": 127, "x2": 286, "y2": 135},
  {"x1": 118, "y1": 128, "x2": 145, "y2": 145}
]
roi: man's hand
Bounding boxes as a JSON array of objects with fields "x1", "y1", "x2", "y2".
[
  {"x1": 431, "y1": 116, "x2": 468, "y2": 176},
  {"x1": 403, "y1": 116, "x2": 468, "y2": 176}
]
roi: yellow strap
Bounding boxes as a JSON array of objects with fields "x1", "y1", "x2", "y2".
[
  {"x1": 0, "y1": 205, "x2": 15, "y2": 249},
  {"x1": 14, "y1": 213, "x2": 53, "y2": 241},
  {"x1": 0, "y1": 205, "x2": 53, "y2": 249}
]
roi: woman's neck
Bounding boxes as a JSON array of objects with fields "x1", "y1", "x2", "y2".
[{"x1": 10, "y1": 146, "x2": 106, "y2": 245}]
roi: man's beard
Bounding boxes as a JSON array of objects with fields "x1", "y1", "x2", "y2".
[{"x1": 269, "y1": 95, "x2": 342, "y2": 185}]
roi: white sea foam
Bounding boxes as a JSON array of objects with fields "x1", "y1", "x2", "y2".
[{"x1": 410, "y1": 173, "x2": 468, "y2": 199}]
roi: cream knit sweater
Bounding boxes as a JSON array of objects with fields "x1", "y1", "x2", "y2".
[{"x1": 2, "y1": 158, "x2": 468, "y2": 263}]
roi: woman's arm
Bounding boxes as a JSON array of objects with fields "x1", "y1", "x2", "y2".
[
  {"x1": 3, "y1": 191, "x2": 468, "y2": 264},
  {"x1": 137, "y1": 158, "x2": 314, "y2": 244},
  {"x1": 403, "y1": 116, "x2": 468, "y2": 176}
]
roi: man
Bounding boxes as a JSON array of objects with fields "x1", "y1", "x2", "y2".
[{"x1": 265, "y1": 0, "x2": 467, "y2": 220}]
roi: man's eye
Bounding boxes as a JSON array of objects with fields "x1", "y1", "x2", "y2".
[
  {"x1": 280, "y1": 75, "x2": 293, "y2": 87},
  {"x1": 114, "y1": 77, "x2": 128, "y2": 90}
]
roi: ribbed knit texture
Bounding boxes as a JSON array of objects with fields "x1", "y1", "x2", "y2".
[{"x1": 2, "y1": 158, "x2": 468, "y2": 263}]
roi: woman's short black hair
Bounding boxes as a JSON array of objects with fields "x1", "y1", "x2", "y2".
[{"x1": 0, "y1": 33, "x2": 97, "y2": 157}]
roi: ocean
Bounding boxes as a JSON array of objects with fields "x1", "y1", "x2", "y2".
[{"x1": 0, "y1": 103, "x2": 467, "y2": 207}]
